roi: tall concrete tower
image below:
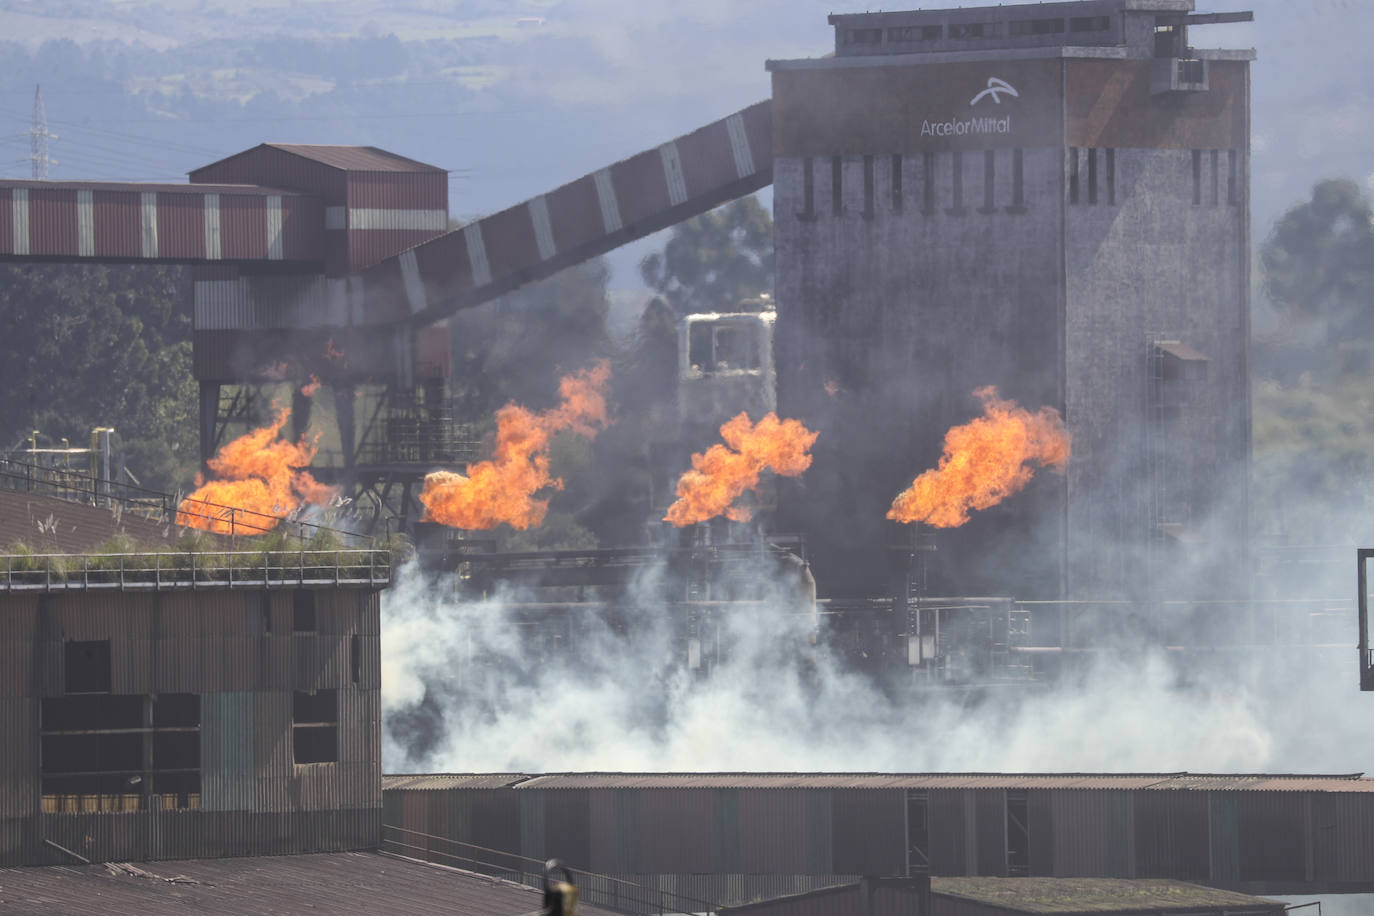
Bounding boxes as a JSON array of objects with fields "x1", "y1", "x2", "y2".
[{"x1": 768, "y1": 0, "x2": 1253, "y2": 600}]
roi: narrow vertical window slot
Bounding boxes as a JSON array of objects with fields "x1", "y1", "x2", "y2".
[
  {"x1": 891, "y1": 154, "x2": 904, "y2": 212},
  {"x1": 1192, "y1": 150, "x2": 1202, "y2": 206},
  {"x1": 798, "y1": 157, "x2": 815, "y2": 220},
  {"x1": 1227, "y1": 150, "x2": 1238, "y2": 206},
  {"x1": 350, "y1": 634, "x2": 362, "y2": 685},
  {"x1": 1106, "y1": 149, "x2": 1116, "y2": 205},
  {"x1": 978, "y1": 149, "x2": 996, "y2": 214},
  {"x1": 1210, "y1": 149, "x2": 1219, "y2": 206},
  {"x1": 1007, "y1": 148, "x2": 1025, "y2": 214},
  {"x1": 831, "y1": 156, "x2": 843, "y2": 216},
  {"x1": 922, "y1": 152, "x2": 936, "y2": 215},
  {"x1": 1068, "y1": 148, "x2": 1080, "y2": 205},
  {"x1": 945, "y1": 151, "x2": 966, "y2": 215},
  {"x1": 862, "y1": 154, "x2": 875, "y2": 219},
  {"x1": 1087, "y1": 148, "x2": 1098, "y2": 205}
]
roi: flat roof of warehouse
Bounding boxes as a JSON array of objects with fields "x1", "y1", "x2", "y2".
[
  {"x1": 931, "y1": 877, "x2": 1284, "y2": 913},
  {"x1": 0, "y1": 851, "x2": 619, "y2": 916},
  {"x1": 383, "y1": 772, "x2": 1374, "y2": 792}
]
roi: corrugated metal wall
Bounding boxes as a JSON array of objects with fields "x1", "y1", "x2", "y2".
[
  {"x1": 0, "y1": 583, "x2": 383, "y2": 866},
  {"x1": 1133, "y1": 790, "x2": 1209, "y2": 880},
  {"x1": 1312, "y1": 792, "x2": 1374, "y2": 884},
  {"x1": 202, "y1": 692, "x2": 255, "y2": 811}
]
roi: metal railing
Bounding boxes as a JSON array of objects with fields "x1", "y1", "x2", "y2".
[
  {"x1": 0, "y1": 549, "x2": 391, "y2": 592},
  {"x1": 0, "y1": 457, "x2": 373, "y2": 546},
  {"x1": 380, "y1": 824, "x2": 717, "y2": 915}
]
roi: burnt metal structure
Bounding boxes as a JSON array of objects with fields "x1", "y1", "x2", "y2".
[{"x1": 0, "y1": 548, "x2": 390, "y2": 866}]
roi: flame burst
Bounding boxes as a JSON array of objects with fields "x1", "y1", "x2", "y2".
[
  {"x1": 887, "y1": 386, "x2": 1071, "y2": 528},
  {"x1": 664, "y1": 412, "x2": 819, "y2": 526},
  {"x1": 419, "y1": 361, "x2": 611, "y2": 530},
  {"x1": 301, "y1": 375, "x2": 321, "y2": 397},
  {"x1": 177, "y1": 406, "x2": 335, "y2": 534}
]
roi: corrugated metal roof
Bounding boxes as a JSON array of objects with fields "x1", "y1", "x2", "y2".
[
  {"x1": 384, "y1": 772, "x2": 1374, "y2": 793},
  {"x1": 0, "y1": 179, "x2": 302, "y2": 196},
  {"x1": 0, "y1": 487, "x2": 221, "y2": 553},
  {"x1": 265, "y1": 145, "x2": 445, "y2": 173},
  {"x1": 382, "y1": 774, "x2": 529, "y2": 791},
  {"x1": 930, "y1": 877, "x2": 1283, "y2": 913},
  {"x1": 0, "y1": 851, "x2": 619, "y2": 916}
]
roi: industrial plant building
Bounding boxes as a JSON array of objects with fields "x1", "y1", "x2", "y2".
[
  {"x1": 769, "y1": 0, "x2": 1253, "y2": 601},
  {"x1": 0, "y1": 545, "x2": 390, "y2": 867}
]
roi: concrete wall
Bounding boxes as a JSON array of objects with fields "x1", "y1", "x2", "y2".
[{"x1": 1064, "y1": 146, "x2": 1249, "y2": 599}]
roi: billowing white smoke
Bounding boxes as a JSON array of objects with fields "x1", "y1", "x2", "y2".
[{"x1": 380, "y1": 555, "x2": 1366, "y2": 774}]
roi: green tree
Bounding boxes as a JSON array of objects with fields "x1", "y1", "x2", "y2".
[
  {"x1": 640, "y1": 195, "x2": 773, "y2": 316},
  {"x1": 0, "y1": 264, "x2": 198, "y2": 493}
]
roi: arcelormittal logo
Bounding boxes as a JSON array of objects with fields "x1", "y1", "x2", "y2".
[{"x1": 970, "y1": 77, "x2": 1019, "y2": 106}]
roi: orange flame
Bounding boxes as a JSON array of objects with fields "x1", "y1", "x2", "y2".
[
  {"x1": 887, "y1": 386, "x2": 1071, "y2": 528},
  {"x1": 418, "y1": 361, "x2": 611, "y2": 530},
  {"x1": 301, "y1": 375, "x2": 321, "y2": 397},
  {"x1": 176, "y1": 405, "x2": 336, "y2": 534},
  {"x1": 664, "y1": 412, "x2": 819, "y2": 526}
]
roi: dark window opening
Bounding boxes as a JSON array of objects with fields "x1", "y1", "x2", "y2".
[
  {"x1": 689, "y1": 322, "x2": 714, "y2": 371},
  {"x1": 979, "y1": 149, "x2": 996, "y2": 214},
  {"x1": 946, "y1": 151, "x2": 966, "y2": 216},
  {"x1": 1007, "y1": 148, "x2": 1026, "y2": 213},
  {"x1": 1007, "y1": 792, "x2": 1031, "y2": 877},
  {"x1": 1087, "y1": 148, "x2": 1098, "y2": 205},
  {"x1": 888, "y1": 25, "x2": 942, "y2": 42},
  {"x1": 153, "y1": 731, "x2": 200, "y2": 771},
  {"x1": 261, "y1": 592, "x2": 272, "y2": 635},
  {"x1": 153, "y1": 693, "x2": 200, "y2": 728},
  {"x1": 1010, "y1": 18, "x2": 1064, "y2": 36},
  {"x1": 351, "y1": 634, "x2": 362, "y2": 685},
  {"x1": 949, "y1": 22, "x2": 996, "y2": 40},
  {"x1": 64, "y1": 640, "x2": 112, "y2": 694},
  {"x1": 1154, "y1": 24, "x2": 1182, "y2": 58},
  {"x1": 862, "y1": 154, "x2": 875, "y2": 219},
  {"x1": 1192, "y1": 150, "x2": 1202, "y2": 205},
  {"x1": 1070, "y1": 15, "x2": 1111, "y2": 33},
  {"x1": 798, "y1": 157, "x2": 816, "y2": 220},
  {"x1": 293, "y1": 589, "x2": 316, "y2": 633},
  {"x1": 907, "y1": 791, "x2": 931, "y2": 876},
  {"x1": 294, "y1": 725, "x2": 338, "y2": 764},
  {"x1": 293, "y1": 689, "x2": 339, "y2": 764},
  {"x1": 43, "y1": 694, "x2": 141, "y2": 732},
  {"x1": 1227, "y1": 150, "x2": 1238, "y2": 206},
  {"x1": 846, "y1": 28, "x2": 883, "y2": 45},
  {"x1": 891, "y1": 154, "x2": 903, "y2": 212},
  {"x1": 921, "y1": 152, "x2": 936, "y2": 214},
  {"x1": 1069, "y1": 148, "x2": 1080, "y2": 205},
  {"x1": 1106, "y1": 148, "x2": 1116, "y2": 205},
  {"x1": 41, "y1": 693, "x2": 201, "y2": 812},
  {"x1": 1210, "y1": 149, "x2": 1219, "y2": 206},
  {"x1": 42, "y1": 732, "x2": 143, "y2": 775},
  {"x1": 1179, "y1": 58, "x2": 1206, "y2": 85},
  {"x1": 712, "y1": 325, "x2": 758, "y2": 371},
  {"x1": 831, "y1": 156, "x2": 843, "y2": 216}
]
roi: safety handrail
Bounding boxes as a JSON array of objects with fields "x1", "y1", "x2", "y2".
[
  {"x1": 0, "y1": 549, "x2": 390, "y2": 592},
  {"x1": 380, "y1": 823, "x2": 717, "y2": 915},
  {"x1": 0, "y1": 457, "x2": 372, "y2": 546}
]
